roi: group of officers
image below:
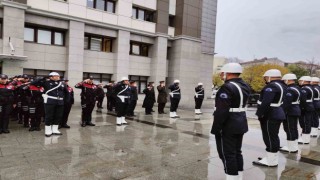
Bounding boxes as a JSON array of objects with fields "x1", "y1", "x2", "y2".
[
  {"x1": 211, "y1": 62, "x2": 320, "y2": 180},
  {"x1": 0, "y1": 72, "x2": 206, "y2": 136}
]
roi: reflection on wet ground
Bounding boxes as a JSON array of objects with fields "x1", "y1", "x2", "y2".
[{"x1": 0, "y1": 106, "x2": 320, "y2": 180}]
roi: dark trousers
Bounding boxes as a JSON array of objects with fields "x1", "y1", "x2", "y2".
[
  {"x1": 145, "y1": 106, "x2": 153, "y2": 114},
  {"x1": 116, "y1": 102, "x2": 129, "y2": 117},
  {"x1": 260, "y1": 119, "x2": 282, "y2": 152},
  {"x1": 97, "y1": 97, "x2": 104, "y2": 108},
  {"x1": 29, "y1": 103, "x2": 44, "y2": 128},
  {"x1": 215, "y1": 133, "x2": 244, "y2": 175},
  {"x1": 170, "y1": 98, "x2": 180, "y2": 112},
  {"x1": 61, "y1": 103, "x2": 72, "y2": 126},
  {"x1": 127, "y1": 100, "x2": 137, "y2": 116},
  {"x1": 22, "y1": 102, "x2": 29, "y2": 126},
  {"x1": 107, "y1": 96, "x2": 115, "y2": 111},
  {"x1": 158, "y1": 103, "x2": 166, "y2": 113},
  {"x1": 44, "y1": 104, "x2": 64, "y2": 126},
  {"x1": 0, "y1": 104, "x2": 13, "y2": 130},
  {"x1": 311, "y1": 110, "x2": 319, "y2": 128},
  {"x1": 299, "y1": 111, "x2": 313, "y2": 134},
  {"x1": 283, "y1": 115, "x2": 299, "y2": 140},
  {"x1": 195, "y1": 98, "x2": 204, "y2": 109},
  {"x1": 17, "y1": 101, "x2": 22, "y2": 121},
  {"x1": 81, "y1": 101, "x2": 95, "y2": 123}
]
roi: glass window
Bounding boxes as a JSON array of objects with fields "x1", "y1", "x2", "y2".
[
  {"x1": 54, "y1": 32, "x2": 63, "y2": 45},
  {"x1": 169, "y1": 16, "x2": 175, "y2": 27},
  {"x1": 145, "y1": 11, "x2": 153, "y2": 22},
  {"x1": 24, "y1": 27, "x2": 34, "y2": 42},
  {"x1": 84, "y1": 36, "x2": 89, "y2": 49},
  {"x1": 107, "y1": 1, "x2": 115, "y2": 13},
  {"x1": 138, "y1": 9, "x2": 145, "y2": 20},
  {"x1": 87, "y1": 0, "x2": 94, "y2": 8},
  {"x1": 102, "y1": 38, "x2": 112, "y2": 52},
  {"x1": 37, "y1": 29, "x2": 51, "y2": 45},
  {"x1": 132, "y1": 7, "x2": 137, "y2": 19},
  {"x1": 140, "y1": 81, "x2": 146, "y2": 93},
  {"x1": 96, "y1": 0, "x2": 105, "y2": 11},
  {"x1": 131, "y1": 43, "x2": 140, "y2": 55},
  {"x1": 0, "y1": 22, "x2": 2, "y2": 38},
  {"x1": 90, "y1": 37, "x2": 102, "y2": 51},
  {"x1": 141, "y1": 44, "x2": 148, "y2": 57}
]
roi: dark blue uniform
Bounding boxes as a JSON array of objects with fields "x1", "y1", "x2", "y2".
[
  {"x1": 283, "y1": 84, "x2": 301, "y2": 141},
  {"x1": 127, "y1": 86, "x2": 138, "y2": 116},
  {"x1": 211, "y1": 78, "x2": 250, "y2": 176},
  {"x1": 0, "y1": 81, "x2": 16, "y2": 133},
  {"x1": 194, "y1": 85, "x2": 204, "y2": 109},
  {"x1": 113, "y1": 82, "x2": 131, "y2": 118},
  {"x1": 311, "y1": 85, "x2": 320, "y2": 130},
  {"x1": 299, "y1": 84, "x2": 315, "y2": 136},
  {"x1": 256, "y1": 80, "x2": 287, "y2": 153},
  {"x1": 168, "y1": 84, "x2": 181, "y2": 113}
]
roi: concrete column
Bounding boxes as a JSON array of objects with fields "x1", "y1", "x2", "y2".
[
  {"x1": 66, "y1": 21, "x2": 85, "y2": 100},
  {"x1": 113, "y1": 30, "x2": 130, "y2": 81},
  {"x1": 150, "y1": 36, "x2": 168, "y2": 83},
  {"x1": 2, "y1": 5, "x2": 25, "y2": 76},
  {"x1": 168, "y1": 38, "x2": 202, "y2": 108}
]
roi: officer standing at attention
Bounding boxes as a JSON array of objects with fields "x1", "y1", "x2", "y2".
[
  {"x1": 60, "y1": 78, "x2": 74, "y2": 129},
  {"x1": 142, "y1": 82, "x2": 156, "y2": 115},
  {"x1": 157, "y1": 81, "x2": 167, "y2": 114},
  {"x1": 126, "y1": 80, "x2": 138, "y2": 117},
  {"x1": 31, "y1": 72, "x2": 69, "y2": 137},
  {"x1": 310, "y1": 77, "x2": 320, "y2": 137},
  {"x1": 253, "y1": 69, "x2": 287, "y2": 167},
  {"x1": 279, "y1": 74, "x2": 301, "y2": 153},
  {"x1": 169, "y1": 80, "x2": 181, "y2": 118},
  {"x1": 210, "y1": 63, "x2": 250, "y2": 180},
  {"x1": 104, "y1": 81, "x2": 115, "y2": 112},
  {"x1": 194, "y1": 82, "x2": 205, "y2": 115},
  {"x1": 75, "y1": 76, "x2": 97, "y2": 127},
  {"x1": 297, "y1": 76, "x2": 314, "y2": 144},
  {"x1": 113, "y1": 77, "x2": 130, "y2": 126},
  {"x1": 96, "y1": 83, "x2": 105, "y2": 113},
  {"x1": 0, "y1": 74, "x2": 16, "y2": 133}
]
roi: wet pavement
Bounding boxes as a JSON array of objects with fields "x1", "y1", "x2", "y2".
[{"x1": 1, "y1": 102, "x2": 320, "y2": 180}]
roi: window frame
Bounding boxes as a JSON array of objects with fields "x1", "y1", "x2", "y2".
[
  {"x1": 0, "y1": 20, "x2": 3, "y2": 39},
  {"x1": 24, "y1": 24, "x2": 66, "y2": 46},
  {"x1": 83, "y1": 72, "x2": 112, "y2": 83},
  {"x1": 84, "y1": 33, "x2": 114, "y2": 52},
  {"x1": 87, "y1": 0, "x2": 116, "y2": 13},
  {"x1": 23, "y1": 68, "x2": 65, "y2": 78},
  {"x1": 132, "y1": 6, "x2": 154, "y2": 22},
  {"x1": 130, "y1": 41, "x2": 149, "y2": 57}
]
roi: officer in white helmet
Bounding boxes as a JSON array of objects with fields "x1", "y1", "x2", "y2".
[
  {"x1": 168, "y1": 79, "x2": 181, "y2": 118},
  {"x1": 113, "y1": 77, "x2": 130, "y2": 126},
  {"x1": 194, "y1": 82, "x2": 204, "y2": 115},
  {"x1": 253, "y1": 69, "x2": 287, "y2": 167},
  {"x1": 210, "y1": 63, "x2": 250, "y2": 180},
  {"x1": 297, "y1": 76, "x2": 314, "y2": 144},
  {"x1": 310, "y1": 77, "x2": 320, "y2": 137},
  {"x1": 279, "y1": 74, "x2": 301, "y2": 153}
]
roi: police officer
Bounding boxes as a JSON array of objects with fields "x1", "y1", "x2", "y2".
[
  {"x1": 157, "y1": 81, "x2": 167, "y2": 114},
  {"x1": 60, "y1": 78, "x2": 74, "y2": 129},
  {"x1": 211, "y1": 63, "x2": 250, "y2": 180},
  {"x1": 279, "y1": 74, "x2": 301, "y2": 153},
  {"x1": 169, "y1": 80, "x2": 181, "y2": 118},
  {"x1": 75, "y1": 76, "x2": 97, "y2": 127},
  {"x1": 253, "y1": 69, "x2": 287, "y2": 167},
  {"x1": 142, "y1": 82, "x2": 156, "y2": 115},
  {"x1": 15, "y1": 74, "x2": 30, "y2": 127},
  {"x1": 31, "y1": 72, "x2": 69, "y2": 137},
  {"x1": 96, "y1": 83, "x2": 105, "y2": 113},
  {"x1": 194, "y1": 82, "x2": 205, "y2": 115},
  {"x1": 0, "y1": 74, "x2": 16, "y2": 133},
  {"x1": 23, "y1": 77, "x2": 44, "y2": 131},
  {"x1": 310, "y1": 77, "x2": 320, "y2": 137},
  {"x1": 126, "y1": 80, "x2": 138, "y2": 117},
  {"x1": 113, "y1": 77, "x2": 130, "y2": 126},
  {"x1": 104, "y1": 81, "x2": 115, "y2": 112}
]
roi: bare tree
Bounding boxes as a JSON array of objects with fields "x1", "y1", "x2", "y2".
[{"x1": 306, "y1": 57, "x2": 320, "y2": 76}]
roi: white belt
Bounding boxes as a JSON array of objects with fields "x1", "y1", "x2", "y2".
[
  {"x1": 314, "y1": 98, "x2": 320, "y2": 101},
  {"x1": 229, "y1": 108, "x2": 247, "y2": 112},
  {"x1": 306, "y1": 100, "x2": 313, "y2": 102},
  {"x1": 117, "y1": 95, "x2": 129, "y2": 98},
  {"x1": 292, "y1": 102, "x2": 300, "y2": 105},
  {"x1": 257, "y1": 100, "x2": 261, "y2": 105},
  {"x1": 47, "y1": 95, "x2": 63, "y2": 100},
  {"x1": 258, "y1": 100, "x2": 282, "y2": 107}
]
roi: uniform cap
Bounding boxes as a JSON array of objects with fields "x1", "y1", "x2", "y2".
[
  {"x1": 282, "y1": 73, "x2": 297, "y2": 80},
  {"x1": 159, "y1": 81, "x2": 165, "y2": 83},
  {"x1": 198, "y1": 82, "x2": 203, "y2": 86},
  {"x1": 49, "y1": 72, "x2": 60, "y2": 77},
  {"x1": 0, "y1": 74, "x2": 8, "y2": 79},
  {"x1": 311, "y1": 77, "x2": 320, "y2": 82},
  {"x1": 263, "y1": 69, "x2": 282, "y2": 77},
  {"x1": 174, "y1": 79, "x2": 180, "y2": 83},
  {"x1": 299, "y1": 76, "x2": 311, "y2": 82},
  {"x1": 220, "y1": 63, "x2": 243, "y2": 73},
  {"x1": 89, "y1": 76, "x2": 93, "y2": 80},
  {"x1": 22, "y1": 74, "x2": 29, "y2": 79},
  {"x1": 121, "y1": 77, "x2": 129, "y2": 81}
]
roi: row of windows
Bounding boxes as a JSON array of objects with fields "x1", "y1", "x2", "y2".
[
  {"x1": 24, "y1": 26, "x2": 64, "y2": 46},
  {"x1": 87, "y1": 0, "x2": 116, "y2": 13},
  {"x1": 84, "y1": 34, "x2": 113, "y2": 52},
  {"x1": 132, "y1": 7, "x2": 154, "y2": 22}
]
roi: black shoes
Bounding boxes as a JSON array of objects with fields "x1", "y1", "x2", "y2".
[
  {"x1": 86, "y1": 122, "x2": 96, "y2": 126},
  {"x1": 81, "y1": 122, "x2": 86, "y2": 127},
  {"x1": 60, "y1": 124, "x2": 70, "y2": 128},
  {"x1": 2, "y1": 129, "x2": 10, "y2": 133},
  {"x1": 29, "y1": 127, "x2": 36, "y2": 131}
]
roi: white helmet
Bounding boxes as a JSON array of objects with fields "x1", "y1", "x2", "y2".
[
  {"x1": 121, "y1": 77, "x2": 129, "y2": 81},
  {"x1": 311, "y1": 77, "x2": 320, "y2": 82},
  {"x1": 198, "y1": 82, "x2": 203, "y2": 86},
  {"x1": 282, "y1": 73, "x2": 297, "y2": 80},
  {"x1": 263, "y1": 69, "x2": 282, "y2": 77},
  {"x1": 220, "y1": 63, "x2": 243, "y2": 73},
  {"x1": 174, "y1": 79, "x2": 180, "y2": 83},
  {"x1": 299, "y1": 76, "x2": 311, "y2": 82},
  {"x1": 49, "y1": 72, "x2": 60, "y2": 77}
]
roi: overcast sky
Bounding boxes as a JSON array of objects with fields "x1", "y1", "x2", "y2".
[{"x1": 215, "y1": 0, "x2": 320, "y2": 62}]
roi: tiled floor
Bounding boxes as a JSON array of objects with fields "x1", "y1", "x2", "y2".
[{"x1": 0, "y1": 104, "x2": 320, "y2": 180}]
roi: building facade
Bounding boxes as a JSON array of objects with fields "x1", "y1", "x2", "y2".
[{"x1": 0, "y1": 0, "x2": 217, "y2": 107}]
